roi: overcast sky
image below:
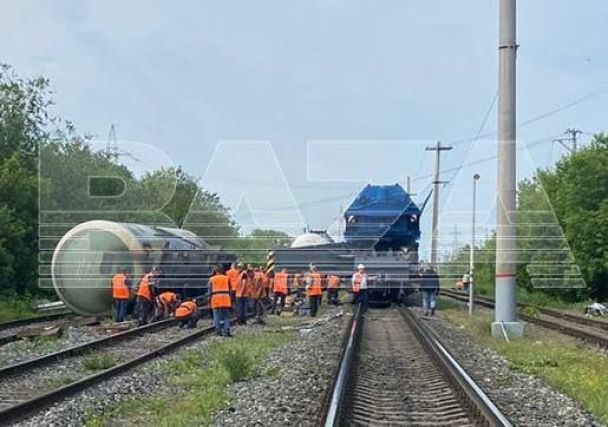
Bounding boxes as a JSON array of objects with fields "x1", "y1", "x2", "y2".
[{"x1": 3, "y1": 0, "x2": 607, "y2": 256}]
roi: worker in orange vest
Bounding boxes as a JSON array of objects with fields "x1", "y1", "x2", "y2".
[
  {"x1": 156, "y1": 291, "x2": 178, "y2": 319},
  {"x1": 251, "y1": 267, "x2": 266, "y2": 324},
  {"x1": 175, "y1": 299, "x2": 199, "y2": 328},
  {"x1": 226, "y1": 262, "x2": 242, "y2": 308},
  {"x1": 306, "y1": 265, "x2": 323, "y2": 317},
  {"x1": 110, "y1": 267, "x2": 131, "y2": 322},
  {"x1": 352, "y1": 264, "x2": 369, "y2": 313},
  {"x1": 236, "y1": 266, "x2": 254, "y2": 324},
  {"x1": 209, "y1": 265, "x2": 232, "y2": 337},
  {"x1": 136, "y1": 267, "x2": 159, "y2": 326},
  {"x1": 271, "y1": 268, "x2": 289, "y2": 315},
  {"x1": 327, "y1": 274, "x2": 341, "y2": 306}
]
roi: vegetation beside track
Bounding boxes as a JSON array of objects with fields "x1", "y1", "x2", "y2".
[
  {"x1": 85, "y1": 330, "x2": 291, "y2": 427},
  {"x1": 0, "y1": 294, "x2": 37, "y2": 322},
  {"x1": 441, "y1": 307, "x2": 608, "y2": 423}
]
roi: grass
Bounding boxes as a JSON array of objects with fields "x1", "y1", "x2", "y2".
[
  {"x1": 442, "y1": 283, "x2": 590, "y2": 311},
  {"x1": 85, "y1": 331, "x2": 291, "y2": 427},
  {"x1": 45, "y1": 375, "x2": 79, "y2": 389},
  {"x1": 82, "y1": 353, "x2": 118, "y2": 371},
  {"x1": 0, "y1": 294, "x2": 37, "y2": 322},
  {"x1": 441, "y1": 307, "x2": 608, "y2": 423}
]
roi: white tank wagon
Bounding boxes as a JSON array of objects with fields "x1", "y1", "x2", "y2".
[{"x1": 51, "y1": 220, "x2": 235, "y2": 316}]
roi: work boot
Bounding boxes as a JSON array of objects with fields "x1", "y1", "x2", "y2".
[{"x1": 431, "y1": 308, "x2": 435, "y2": 316}]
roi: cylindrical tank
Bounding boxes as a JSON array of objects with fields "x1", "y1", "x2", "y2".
[{"x1": 51, "y1": 220, "x2": 234, "y2": 316}]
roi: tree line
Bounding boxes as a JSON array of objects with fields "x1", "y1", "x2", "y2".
[
  {"x1": 0, "y1": 65, "x2": 288, "y2": 297},
  {"x1": 443, "y1": 134, "x2": 608, "y2": 303}
]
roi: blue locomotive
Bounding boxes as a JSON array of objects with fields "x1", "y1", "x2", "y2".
[{"x1": 272, "y1": 183, "x2": 426, "y2": 305}]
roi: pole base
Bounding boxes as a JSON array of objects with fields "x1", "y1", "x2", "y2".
[{"x1": 491, "y1": 321, "x2": 524, "y2": 340}]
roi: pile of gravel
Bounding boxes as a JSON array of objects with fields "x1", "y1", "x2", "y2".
[
  {"x1": 418, "y1": 307, "x2": 604, "y2": 426},
  {"x1": 213, "y1": 308, "x2": 348, "y2": 426}
]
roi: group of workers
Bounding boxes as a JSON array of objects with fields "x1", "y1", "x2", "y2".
[
  {"x1": 109, "y1": 261, "x2": 372, "y2": 336},
  {"x1": 111, "y1": 261, "x2": 441, "y2": 336}
]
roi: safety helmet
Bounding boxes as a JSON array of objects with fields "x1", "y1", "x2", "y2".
[{"x1": 357, "y1": 264, "x2": 366, "y2": 270}]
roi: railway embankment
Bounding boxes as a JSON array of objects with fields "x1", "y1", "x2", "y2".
[{"x1": 425, "y1": 301, "x2": 607, "y2": 425}]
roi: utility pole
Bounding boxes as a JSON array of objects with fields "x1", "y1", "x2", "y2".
[
  {"x1": 425, "y1": 141, "x2": 452, "y2": 267},
  {"x1": 553, "y1": 128, "x2": 582, "y2": 153},
  {"x1": 470, "y1": 173, "x2": 480, "y2": 316},
  {"x1": 493, "y1": 0, "x2": 523, "y2": 338},
  {"x1": 406, "y1": 176, "x2": 411, "y2": 193}
]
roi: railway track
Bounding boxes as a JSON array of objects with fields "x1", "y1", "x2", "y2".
[
  {"x1": 323, "y1": 307, "x2": 511, "y2": 426},
  {"x1": 441, "y1": 289, "x2": 608, "y2": 348},
  {"x1": 0, "y1": 302, "x2": 251, "y2": 425},
  {"x1": 0, "y1": 312, "x2": 79, "y2": 347}
]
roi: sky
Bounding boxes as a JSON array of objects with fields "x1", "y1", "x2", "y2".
[{"x1": 2, "y1": 0, "x2": 608, "y2": 256}]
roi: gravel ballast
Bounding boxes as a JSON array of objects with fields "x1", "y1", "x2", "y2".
[
  {"x1": 213, "y1": 307, "x2": 348, "y2": 426},
  {"x1": 418, "y1": 306, "x2": 604, "y2": 426},
  {"x1": 0, "y1": 325, "x2": 109, "y2": 367},
  {"x1": 12, "y1": 308, "x2": 348, "y2": 426},
  {"x1": 11, "y1": 322, "x2": 214, "y2": 427}
]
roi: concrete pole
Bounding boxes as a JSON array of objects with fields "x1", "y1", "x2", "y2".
[
  {"x1": 492, "y1": 0, "x2": 523, "y2": 338},
  {"x1": 426, "y1": 142, "x2": 452, "y2": 267},
  {"x1": 469, "y1": 174, "x2": 480, "y2": 316}
]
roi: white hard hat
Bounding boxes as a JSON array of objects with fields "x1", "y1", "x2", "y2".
[{"x1": 357, "y1": 264, "x2": 366, "y2": 270}]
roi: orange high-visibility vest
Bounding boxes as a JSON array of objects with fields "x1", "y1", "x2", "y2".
[
  {"x1": 111, "y1": 273, "x2": 129, "y2": 300},
  {"x1": 137, "y1": 273, "x2": 153, "y2": 301},
  {"x1": 210, "y1": 274, "x2": 232, "y2": 309},
  {"x1": 261, "y1": 272, "x2": 269, "y2": 289},
  {"x1": 236, "y1": 273, "x2": 252, "y2": 297},
  {"x1": 352, "y1": 272, "x2": 363, "y2": 293},
  {"x1": 158, "y1": 291, "x2": 176, "y2": 306},
  {"x1": 251, "y1": 274, "x2": 265, "y2": 300},
  {"x1": 328, "y1": 275, "x2": 340, "y2": 289},
  {"x1": 175, "y1": 300, "x2": 197, "y2": 320},
  {"x1": 273, "y1": 272, "x2": 288, "y2": 295},
  {"x1": 227, "y1": 268, "x2": 239, "y2": 292},
  {"x1": 307, "y1": 272, "x2": 322, "y2": 297}
]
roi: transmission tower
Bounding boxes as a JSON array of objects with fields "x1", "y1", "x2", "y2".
[
  {"x1": 105, "y1": 124, "x2": 139, "y2": 163},
  {"x1": 553, "y1": 128, "x2": 582, "y2": 153}
]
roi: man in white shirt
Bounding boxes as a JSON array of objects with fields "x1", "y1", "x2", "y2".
[{"x1": 352, "y1": 264, "x2": 369, "y2": 313}]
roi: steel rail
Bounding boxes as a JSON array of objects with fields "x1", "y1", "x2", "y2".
[
  {"x1": 322, "y1": 306, "x2": 511, "y2": 427},
  {"x1": 399, "y1": 307, "x2": 512, "y2": 427},
  {"x1": 0, "y1": 306, "x2": 265, "y2": 424},
  {"x1": 442, "y1": 289, "x2": 608, "y2": 332},
  {"x1": 0, "y1": 324, "x2": 217, "y2": 424},
  {"x1": 0, "y1": 318, "x2": 176, "y2": 380},
  {"x1": 441, "y1": 290, "x2": 608, "y2": 348},
  {"x1": 321, "y1": 305, "x2": 361, "y2": 427},
  {"x1": 0, "y1": 312, "x2": 72, "y2": 331}
]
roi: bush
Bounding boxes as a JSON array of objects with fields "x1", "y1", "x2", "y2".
[{"x1": 217, "y1": 347, "x2": 253, "y2": 382}]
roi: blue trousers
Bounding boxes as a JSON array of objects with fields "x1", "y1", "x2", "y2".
[
  {"x1": 359, "y1": 289, "x2": 369, "y2": 313},
  {"x1": 115, "y1": 299, "x2": 128, "y2": 322},
  {"x1": 213, "y1": 308, "x2": 231, "y2": 336},
  {"x1": 421, "y1": 290, "x2": 437, "y2": 311},
  {"x1": 236, "y1": 297, "x2": 249, "y2": 323}
]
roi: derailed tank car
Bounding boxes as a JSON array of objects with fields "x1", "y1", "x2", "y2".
[
  {"x1": 272, "y1": 184, "x2": 424, "y2": 305},
  {"x1": 51, "y1": 220, "x2": 234, "y2": 316}
]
